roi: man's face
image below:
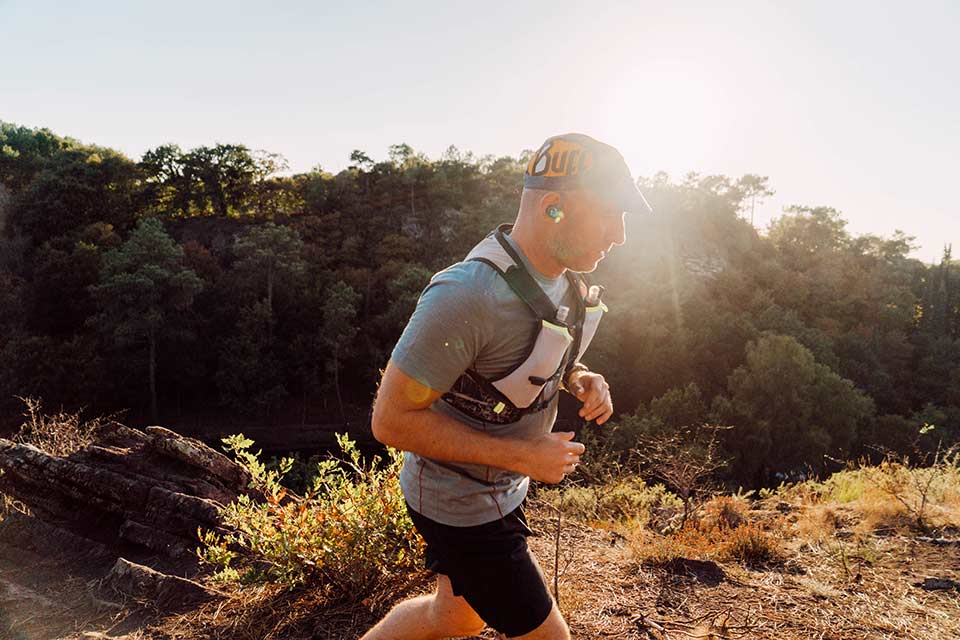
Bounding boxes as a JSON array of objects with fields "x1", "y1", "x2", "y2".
[{"x1": 548, "y1": 190, "x2": 627, "y2": 273}]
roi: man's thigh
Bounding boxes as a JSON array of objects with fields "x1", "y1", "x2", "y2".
[{"x1": 432, "y1": 574, "x2": 486, "y2": 633}]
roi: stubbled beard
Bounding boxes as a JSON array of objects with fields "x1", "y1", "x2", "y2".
[{"x1": 548, "y1": 233, "x2": 599, "y2": 273}]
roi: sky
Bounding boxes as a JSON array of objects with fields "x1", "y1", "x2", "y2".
[{"x1": 1, "y1": 0, "x2": 957, "y2": 262}]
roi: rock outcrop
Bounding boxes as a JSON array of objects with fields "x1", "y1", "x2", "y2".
[{"x1": 0, "y1": 422, "x2": 254, "y2": 634}]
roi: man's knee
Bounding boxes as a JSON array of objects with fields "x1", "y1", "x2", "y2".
[{"x1": 507, "y1": 604, "x2": 568, "y2": 640}]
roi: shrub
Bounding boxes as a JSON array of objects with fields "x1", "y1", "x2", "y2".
[
  {"x1": 820, "y1": 469, "x2": 868, "y2": 503},
  {"x1": 633, "y1": 500, "x2": 782, "y2": 567},
  {"x1": 13, "y1": 396, "x2": 114, "y2": 456},
  {"x1": 537, "y1": 477, "x2": 682, "y2": 528},
  {"x1": 778, "y1": 451, "x2": 960, "y2": 533},
  {"x1": 719, "y1": 522, "x2": 780, "y2": 564},
  {"x1": 861, "y1": 448, "x2": 960, "y2": 531},
  {"x1": 198, "y1": 433, "x2": 424, "y2": 603},
  {"x1": 700, "y1": 495, "x2": 748, "y2": 530}
]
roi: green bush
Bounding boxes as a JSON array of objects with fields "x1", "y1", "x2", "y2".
[{"x1": 198, "y1": 433, "x2": 423, "y2": 602}]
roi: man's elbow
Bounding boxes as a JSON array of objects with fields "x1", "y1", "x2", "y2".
[{"x1": 371, "y1": 404, "x2": 400, "y2": 447}]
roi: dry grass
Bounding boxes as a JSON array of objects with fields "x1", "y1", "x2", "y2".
[
  {"x1": 536, "y1": 477, "x2": 683, "y2": 529},
  {"x1": 780, "y1": 457, "x2": 960, "y2": 535},
  {"x1": 115, "y1": 571, "x2": 434, "y2": 640},
  {"x1": 1, "y1": 397, "x2": 120, "y2": 523},
  {"x1": 628, "y1": 495, "x2": 784, "y2": 569},
  {"x1": 8, "y1": 462, "x2": 960, "y2": 640},
  {"x1": 526, "y1": 500, "x2": 960, "y2": 640},
  {"x1": 0, "y1": 492, "x2": 29, "y2": 522},
  {"x1": 12, "y1": 395, "x2": 119, "y2": 457},
  {"x1": 32, "y1": 494, "x2": 960, "y2": 640}
]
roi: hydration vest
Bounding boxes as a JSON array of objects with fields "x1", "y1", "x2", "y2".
[{"x1": 440, "y1": 225, "x2": 607, "y2": 424}]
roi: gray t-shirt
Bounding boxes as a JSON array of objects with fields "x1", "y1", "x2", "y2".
[{"x1": 391, "y1": 232, "x2": 579, "y2": 526}]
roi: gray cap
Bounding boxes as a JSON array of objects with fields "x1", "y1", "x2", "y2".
[{"x1": 524, "y1": 133, "x2": 653, "y2": 214}]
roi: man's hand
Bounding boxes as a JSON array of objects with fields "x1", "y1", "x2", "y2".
[
  {"x1": 519, "y1": 431, "x2": 585, "y2": 484},
  {"x1": 568, "y1": 370, "x2": 613, "y2": 425}
]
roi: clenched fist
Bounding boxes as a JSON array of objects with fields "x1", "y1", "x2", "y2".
[
  {"x1": 518, "y1": 431, "x2": 585, "y2": 484},
  {"x1": 568, "y1": 370, "x2": 613, "y2": 425}
]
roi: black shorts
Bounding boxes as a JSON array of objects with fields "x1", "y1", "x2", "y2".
[{"x1": 406, "y1": 502, "x2": 554, "y2": 637}]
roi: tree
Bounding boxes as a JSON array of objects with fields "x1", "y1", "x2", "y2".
[
  {"x1": 322, "y1": 281, "x2": 360, "y2": 425},
  {"x1": 768, "y1": 206, "x2": 850, "y2": 264},
  {"x1": 140, "y1": 144, "x2": 195, "y2": 217},
  {"x1": 735, "y1": 174, "x2": 774, "y2": 227},
  {"x1": 142, "y1": 143, "x2": 286, "y2": 218},
  {"x1": 232, "y1": 222, "x2": 305, "y2": 340},
  {"x1": 28, "y1": 236, "x2": 102, "y2": 336},
  {"x1": 3, "y1": 119, "x2": 957, "y2": 462},
  {"x1": 0, "y1": 122, "x2": 70, "y2": 192},
  {"x1": 8, "y1": 145, "x2": 140, "y2": 242},
  {"x1": 388, "y1": 143, "x2": 427, "y2": 222},
  {"x1": 632, "y1": 424, "x2": 730, "y2": 528},
  {"x1": 349, "y1": 150, "x2": 373, "y2": 171},
  {"x1": 215, "y1": 300, "x2": 288, "y2": 417},
  {"x1": 183, "y1": 144, "x2": 260, "y2": 217},
  {"x1": 89, "y1": 218, "x2": 203, "y2": 421},
  {"x1": 649, "y1": 382, "x2": 709, "y2": 430},
  {"x1": 719, "y1": 334, "x2": 874, "y2": 485},
  {"x1": 376, "y1": 262, "x2": 432, "y2": 339}
]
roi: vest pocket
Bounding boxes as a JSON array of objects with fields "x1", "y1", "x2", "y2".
[
  {"x1": 576, "y1": 303, "x2": 606, "y2": 362},
  {"x1": 492, "y1": 320, "x2": 572, "y2": 408}
]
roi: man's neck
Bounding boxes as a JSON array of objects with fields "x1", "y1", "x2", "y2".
[{"x1": 507, "y1": 220, "x2": 566, "y2": 279}]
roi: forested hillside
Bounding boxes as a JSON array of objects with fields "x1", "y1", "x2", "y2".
[{"x1": 1, "y1": 121, "x2": 957, "y2": 487}]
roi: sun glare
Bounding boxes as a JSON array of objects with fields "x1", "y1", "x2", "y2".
[{"x1": 600, "y1": 63, "x2": 738, "y2": 179}]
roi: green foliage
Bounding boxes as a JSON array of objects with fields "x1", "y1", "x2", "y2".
[
  {"x1": 321, "y1": 281, "x2": 360, "y2": 354},
  {"x1": 5, "y1": 129, "x2": 139, "y2": 241},
  {"x1": 198, "y1": 433, "x2": 423, "y2": 600},
  {"x1": 649, "y1": 382, "x2": 708, "y2": 430},
  {"x1": 232, "y1": 221, "x2": 305, "y2": 311},
  {"x1": 90, "y1": 218, "x2": 203, "y2": 343},
  {"x1": 376, "y1": 263, "x2": 432, "y2": 338},
  {"x1": 141, "y1": 143, "x2": 285, "y2": 218},
  {"x1": 0, "y1": 119, "x2": 957, "y2": 479},
  {"x1": 0, "y1": 332, "x2": 103, "y2": 419},
  {"x1": 720, "y1": 334, "x2": 875, "y2": 484},
  {"x1": 88, "y1": 218, "x2": 203, "y2": 419},
  {"x1": 322, "y1": 280, "x2": 361, "y2": 423},
  {"x1": 214, "y1": 300, "x2": 288, "y2": 415}
]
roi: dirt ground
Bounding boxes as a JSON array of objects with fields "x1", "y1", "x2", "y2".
[
  {"x1": 4, "y1": 501, "x2": 958, "y2": 640},
  {"x1": 521, "y1": 511, "x2": 960, "y2": 640}
]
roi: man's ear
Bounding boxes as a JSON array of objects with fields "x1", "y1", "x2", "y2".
[
  {"x1": 539, "y1": 192, "x2": 562, "y2": 221},
  {"x1": 538, "y1": 191, "x2": 560, "y2": 213}
]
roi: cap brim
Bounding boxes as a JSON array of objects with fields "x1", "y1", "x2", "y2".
[{"x1": 617, "y1": 184, "x2": 654, "y2": 214}]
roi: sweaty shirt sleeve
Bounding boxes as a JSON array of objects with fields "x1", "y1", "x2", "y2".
[{"x1": 390, "y1": 268, "x2": 493, "y2": 393}]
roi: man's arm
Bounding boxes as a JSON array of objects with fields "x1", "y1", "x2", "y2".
[{"x1": 372, "y1": 360, "x2": 583, "y2": 484}]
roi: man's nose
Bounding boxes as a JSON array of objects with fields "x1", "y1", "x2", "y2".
[{"x1": 607, "y1": 213, "x2": 626, "y2": 247}]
